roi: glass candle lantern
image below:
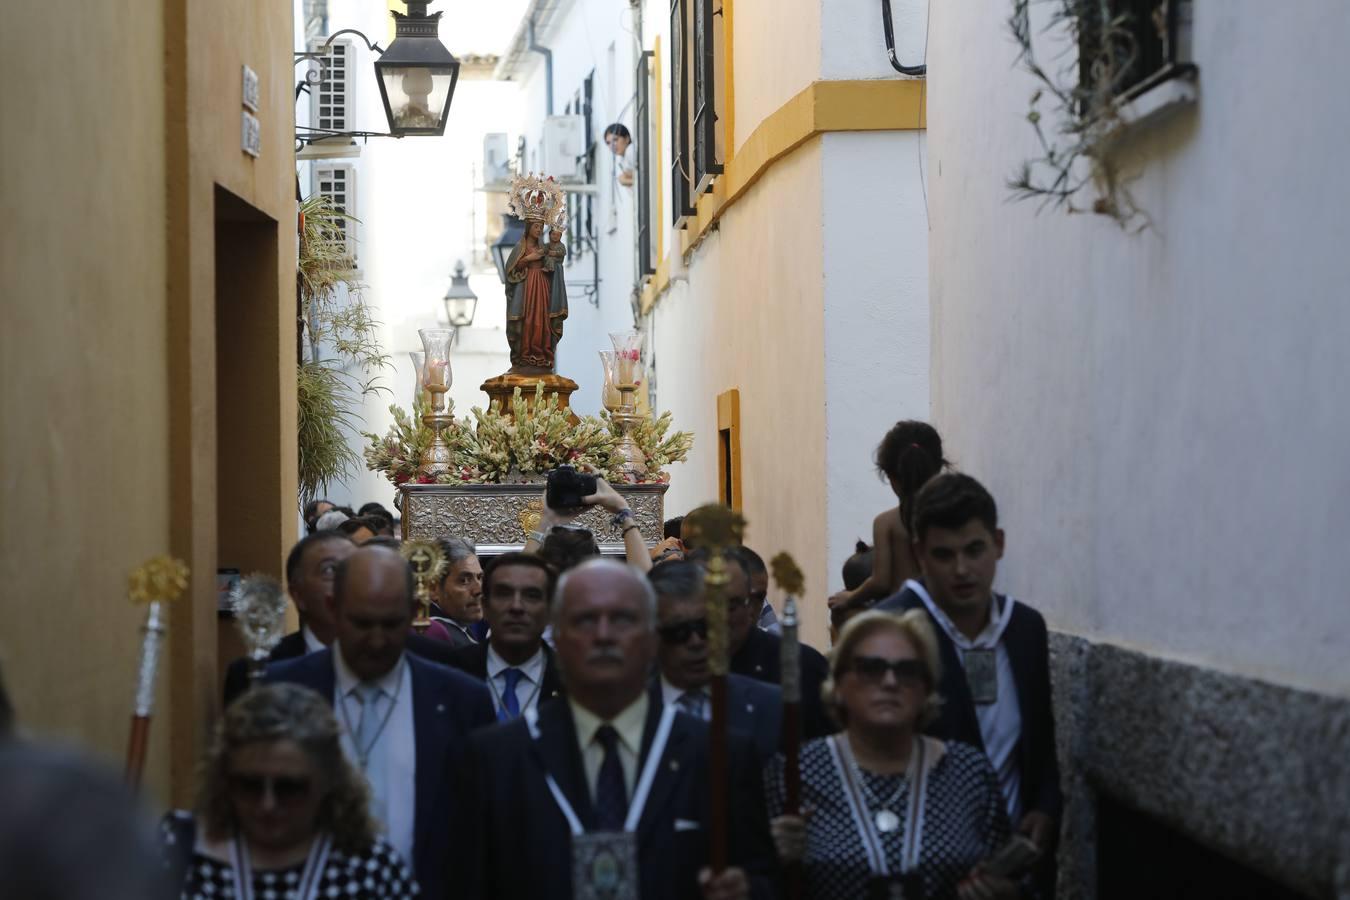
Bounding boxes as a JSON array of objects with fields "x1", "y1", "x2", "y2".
[
  {"x1": 609, "y1": 330, "x2": 643, "y2": 389},
  {"x1": 418, "y1": 328, "x2": 454, "y2": 414},
  {"x1": 599, "y1": 351, "x2": 622, "y2": 412},
  {"x1": 408, "y1": 350, "x2": 428, "y2": 409}
]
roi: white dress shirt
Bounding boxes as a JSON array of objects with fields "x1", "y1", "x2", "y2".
[
  {"x1": 569, "y1": 693, "x2": 648, "y2": 801},
  {"x1": 486, "y1": 645, "x2": 547, "y2": 717},
  {"x1": 333, "y1": 646, "x2": 416, "y2": 866},
  {"x1": 660, "y1": 675, "x2": 710, "y2": 721},
  {"x1": 301, "y1": 625, "x2": 325, "y2": 654},
  {"x1": 909, "y1": 580, "x2": 1024, "y2": 823}
]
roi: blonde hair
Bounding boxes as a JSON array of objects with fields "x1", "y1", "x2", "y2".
[
  {"x1": 196, "y1": 683, "x2": 377, "y2": 851},
  {"x1": 823, "y1": 609, "x2": 943, "y2": 729}
]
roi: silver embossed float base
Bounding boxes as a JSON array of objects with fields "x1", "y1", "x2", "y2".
[{"x1": 399, "y1": 482, "x2": 668, "y2": 555}]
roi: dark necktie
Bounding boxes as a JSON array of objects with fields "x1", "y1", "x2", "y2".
[{"x1": 593, "y1": 724, "x2": 628, "y2": 831}]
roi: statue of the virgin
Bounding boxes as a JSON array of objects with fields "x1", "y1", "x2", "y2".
[{"x1": 503, "y1": 175, "x2": 568, "y2": 374}]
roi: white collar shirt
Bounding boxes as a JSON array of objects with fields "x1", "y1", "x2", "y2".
[
  {"x1": 908, "y1": 579, "x2": 1024, "y2": 823},
  {"x1": 660, "y1": 674, "x2": 709, "y2": 721},
  {"x1": 486, "y1": 644, "x2": 547, "y2": 717},
  {"x1": 569, "y1": 693, "x2": 648, "y2": 802},
  {"x1": 301, "y1": 625, "x2": 325, "y2": 655},
  {"x1": 333, "y1": 645, "x2": 417, "y2": 866}
]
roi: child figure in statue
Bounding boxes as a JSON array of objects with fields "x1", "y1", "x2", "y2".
[{"x1": 504, "y1": 175, "x2": 569, "y2": 375}]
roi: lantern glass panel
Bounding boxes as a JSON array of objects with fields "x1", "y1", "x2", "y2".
[{"x1": 379, "y1": 65, "x2": 457, "y2": 134}]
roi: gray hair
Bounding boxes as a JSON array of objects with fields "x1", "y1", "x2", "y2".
[
  {"x1": 314, "y1": 510, "x2": 350, "y2": 531},
  {"x1": 647, "y1": 560, "x2": 705, "y2": 601},
  {"x1": 554, "y1": 558, "x2": 658, "y2": 630},
  {"x1": 439, "y1": 537, "x2": 478, "y2": 567}
]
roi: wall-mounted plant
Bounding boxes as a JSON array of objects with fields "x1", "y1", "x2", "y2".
[
  {"x1": 1006, "y1": 0, "x2": 1193, "y2": 229},
  {"x1": 297, "y1": 194, "x2": 390, "y2": 503}
]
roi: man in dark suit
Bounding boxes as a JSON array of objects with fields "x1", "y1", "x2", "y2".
[
  {"x1": 692, "y1": 550, "x2": 833, "y2": 739},
  {"x1": 648, "y1": 561, "x2": 783, "y2": 763},
  {"x1": 446, "y1": 552, "x2": 564, "y2": 719},
  {"x1": 266, "y1": 544, "x2": 495, "y2": 900},
  {"x1": 876, "y1": 473, "x2": 1062, "y2": 891},
  {"x1": 453, "y1": 558, "x2": 778, "y2": 900},
  {"x1": 223, "y1": 531, "x2": 460, "y2": 706},
  {"x1": 429, "y1": 537, "x2": 484, "y2": 649}
]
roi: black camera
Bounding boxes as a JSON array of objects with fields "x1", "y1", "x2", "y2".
[{"x1": 546, "y1": 465, "x2": 597, "y2": 511}]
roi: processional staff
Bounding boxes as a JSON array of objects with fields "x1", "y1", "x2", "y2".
[
  {"x1": 230, "y1": 575, "x2": 288, "y2": 689},
  {"x1": 771, "y1": 552, "x2": 806, "y2": 900},
  {"x1": 401, "y1": 540, "x2": 446, "y2": 634},
  {"x1": 682, "y1": 503, "x2": 747, "y2": 877},
  {"x1": 124, "y1": 556, "x2": 189, "y2": 788}
]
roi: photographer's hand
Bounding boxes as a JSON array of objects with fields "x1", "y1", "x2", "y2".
[{"x1": 580, "y1": 476, "x2": 629, "y2": 514}]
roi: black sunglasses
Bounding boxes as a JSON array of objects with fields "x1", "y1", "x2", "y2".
[
  {"x1": 847, "y1": 655, "x2": 928, "y2": 686},
  {"x1": 227, "y1": 773, "x2": 314, "y2": 803},
  {"x1": 658, "y1": 618, "x2": 709, "y2": 645}
]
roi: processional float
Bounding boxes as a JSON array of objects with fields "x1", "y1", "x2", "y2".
[{"x1": 362, "y1": 170, "x2": 693, "y2": 552}]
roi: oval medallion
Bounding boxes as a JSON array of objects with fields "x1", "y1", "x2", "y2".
[{"x1": 874, "y1": 809, "x2": 901, "y2": 833}]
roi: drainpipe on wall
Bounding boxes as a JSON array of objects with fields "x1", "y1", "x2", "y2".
[{"x1": 528, "y1": 17, "x2": 554, "y2": 116}]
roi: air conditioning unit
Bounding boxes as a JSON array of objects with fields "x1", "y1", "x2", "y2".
[
  {"x1": 312, "y1": 164, "x2": 358, "y2": 267},
  {"x1": 483, "y1": 133, "x2": 511, "y2": 187},
  {"x1": 309, "y1": 39, "x2": 357, "y2": 144},
  {"x1": 542, "y1": 115, "x2": 586, "y2": 183}
]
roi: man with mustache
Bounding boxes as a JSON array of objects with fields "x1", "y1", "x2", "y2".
[
  {"x1": 446, "y1": 552, "x2": 564, "y2": 719},
  {"x1": 876, "y1": 473, "x2": 1061, "y2": 895},
  {"x1": 452, "y1": 558, "x2": 779, "y2": 900}
]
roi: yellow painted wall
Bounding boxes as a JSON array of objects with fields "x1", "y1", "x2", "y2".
[
  {"x1": 655, "y1": 141, "x2": 831, "y2": 647},
  {"x1": 0, "y1": 0, "x2": 296, "y2": 805},
  {"x1": 0, "y1": 0, "x2": 173, "y2": 795},
  {"x1": 726, "y1": 0, "x2": 820, "y2": 154}
]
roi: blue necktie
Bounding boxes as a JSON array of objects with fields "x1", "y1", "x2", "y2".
[
  {"x1": 594, "y1": 724, "x2": 628, "y2": 831},
  {"x1": 498, "y1": 667, "x2": 523, "y2": 721}
]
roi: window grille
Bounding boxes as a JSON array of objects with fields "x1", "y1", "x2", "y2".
[
  {"x1": 313, "y1": 165, "x2": 357, "y2": 265},
  {"x1": 311, "y1": 39, "x2": 354, "y2": 134}
]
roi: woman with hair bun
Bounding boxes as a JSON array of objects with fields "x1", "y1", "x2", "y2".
[
  {"x1": 830, "y1": 421, "x2": 948, "y2": 613},
  {"x1": 161, "y1": 683, "x2": 418, "y2": 898}
]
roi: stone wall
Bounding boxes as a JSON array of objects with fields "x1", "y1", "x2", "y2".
[{"x1": 1048, "y1": 633, "x2": 1350, "y2": 899}]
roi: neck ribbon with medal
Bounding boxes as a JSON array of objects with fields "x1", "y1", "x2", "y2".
[
  {"x1": 907, "y1": 579, "x2": 1015, "y2": 706},
  {"x1": 527, "y1": 704, "x2": 677, "y2": 900},
  {"x1": 829, "y1": 733, "x2": 934, "y2": 900},
  {"x1": 338, "y1": 658, "x2": 406, "y2": 771},
  {"x1": 229, "y1": 832, "x2": 332, "y2": 900}
]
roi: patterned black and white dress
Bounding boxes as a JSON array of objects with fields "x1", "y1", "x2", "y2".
[
  {"x1": 766, "y1": 738, "x2": 1010, "y2": 900},
  {"x1": 159, "y1": 813, "x2": 419, "y2": 899}
]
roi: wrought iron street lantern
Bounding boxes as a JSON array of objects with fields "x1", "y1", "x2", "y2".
[
  {"x1": 294, "y1": 0, "x2": 459, "y2": 146},
  {"x1": 376, "y1": 1, "x2": 461, "y2": 137},
  {"x1": 491, "y1": 214, "x2": 526, "y2": 284},
  {"x1": 443, "y1": 261, "x2": 478, "y2": 332}
]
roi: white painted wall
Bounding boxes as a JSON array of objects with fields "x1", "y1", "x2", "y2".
[
  {"x1": 822, "y1": 129, "x2": 929, "y2": 603},
  {"x1": 821, "y1": 0, "x2": 927, "y2": 81},
  {"x1": 927, "y1": 2, "x2": 1350, "y2": 694}
]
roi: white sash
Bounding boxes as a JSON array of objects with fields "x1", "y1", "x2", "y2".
[
  {"x1": 904, "y1": 579, "x2": 1016, "y2": 654},
  {"x1": 229, "y1": 832, "x2": 332, "y2": 900},
  {"x1": 528, "y1": 704, "x2": 678, "y2": 837},
  {"x1": 828, "y1": 735, "x2": 933, "y2": 877}
]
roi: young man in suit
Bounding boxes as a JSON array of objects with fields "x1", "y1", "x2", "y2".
[
  {"x1": 648, "y1": 561, "x2": 783, "y2": 764},
  {"x1": 876, "y1": 473, "x2": 1062, "y2": 890},
  {"x1": 265, "y1": 544, "x2": 495, "y2": 900},
  {"x1": 446, "y1": 552, "x2": 564, "y2": 719},
  {"x1": 223, "y1": 532, "x2": 459, "y2": 705},
  {"x1": 453, "y1": 558, "x2": 779, "y2": 900}
]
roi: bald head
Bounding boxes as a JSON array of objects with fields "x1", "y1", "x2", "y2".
[
  {"x1": 552, "y1": 559, "x2": 658, "y2": 719},
  {"x1": 328, "y1": 546, "x2": 414, "y2": 680}
]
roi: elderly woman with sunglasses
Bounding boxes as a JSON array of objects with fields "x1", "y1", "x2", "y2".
[
  {"x1": 765, "y1": 610, "x2": 1018, "y2": 900},
  {"x1": 161, "y1": 683, "x2": 417, "y2": 899}
]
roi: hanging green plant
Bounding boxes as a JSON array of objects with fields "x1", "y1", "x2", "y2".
[{"x1": 296, "y1": 194, "x2": 390, "y2": 503}]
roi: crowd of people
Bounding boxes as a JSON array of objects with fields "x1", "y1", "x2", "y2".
[{"x1": 0, "y1": 419, "x2": 1063, "y2": 900}]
